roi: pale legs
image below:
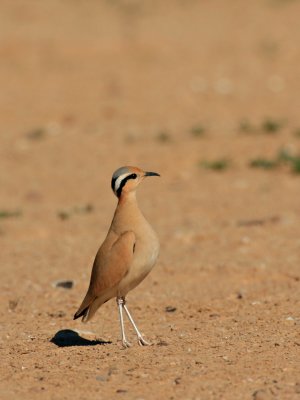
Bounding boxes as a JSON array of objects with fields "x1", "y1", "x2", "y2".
[
  {"x1": 116, "y1": 297, "x2": 150, "y2": 348},
  {"x1": 117, "y1": 297, "x2": 131, "y2": 348}
]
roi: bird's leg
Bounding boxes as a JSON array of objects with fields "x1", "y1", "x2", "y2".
[
  {"x1": 122, "y1": 300, "x2": 151, "y2": 346},
  {"x1": 116, "y1": 297, "x2": 131, "y2": 348}
]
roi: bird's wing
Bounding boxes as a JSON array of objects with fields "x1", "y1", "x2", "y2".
[{"x1": 74, "y1": 230, "x2": 135, "y2": 319}]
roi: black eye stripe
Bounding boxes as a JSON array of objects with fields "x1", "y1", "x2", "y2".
[
  {"x1": 111, "y1": 177, "x2": 117, "y2": 192},
  {"x1": 115, "y1": 173, "x2": 138, "y2": 197}
]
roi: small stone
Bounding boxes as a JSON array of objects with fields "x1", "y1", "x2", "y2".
[
  {"x1": 96, "y1": 375, "x2": 107, "y2": 382},
  {"x1": 156, "y1": 340, "x2": 168, "y2": 346},
  {"x1": 209, "y1": 313, "x2": 220, "y2": 318},
  {"x1": 8, "y1": 299, "x2": 19, "y2": 311},
  {"x1": 252, "y1": 389, "x2": 269, "y2": 400},
  {"x1": 57, "y1": 211, "x2": 70, "y2": 220},
  {"x1": 26, "y1": 128, "x2": 46, "y2": 140},
  {"x1": 48, "y1": 311, "x2": 66, "y2": 318},
  {"x1": 53, "y1": 280, "x2": 74, "y2": 289},
  {"x1": 139, "y1": 373, "x2": 149, "y2": 378},
  {"x1": 165, "y1": 306, "x2": 177, "y2": 313}
]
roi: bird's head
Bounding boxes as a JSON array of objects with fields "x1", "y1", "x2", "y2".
[{"x1": 111, "y1": 166, "x2": 160, "y2": 198}]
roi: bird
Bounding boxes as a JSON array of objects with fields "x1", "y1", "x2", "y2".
[{"x1": 74, "y1": 166, "x2": 160, "y2": 348}]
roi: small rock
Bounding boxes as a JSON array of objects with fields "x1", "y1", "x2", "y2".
[
  {"x1": 26, "y1": 128, "x2": 46, "y2": 140},
  {"x1": 48, "y1": 311, "x2": 66, "y2": 318},
  {"x1": 74, "y1": 204, "x2": 94, "y2": 214},
  {"x1": 174, "y1": 377, "x2": 181, "y2": 385},
  {"x1": 116, "y1": 389, "x2": 127, "y2": 393},
  {"x1": 108, "y1": 367, "x2": 118, "y2": 376},
  {"x1": 165, "y1": 306, "x2": 177, "y2": 313},
  {"x1": 139, "y1": 373, "x2": 149, "y2": 378},
  {"x1": 53, "y1": 280, "x2": 74, "y2": 289},
  {"x1": 156, "y1": 339, "x2": 168, "y2": 346},
  {"x1": 8, "y1": 299, "x2": 19, "y2": 311},
  {"x1": 252, "y1": 389, "x2": 269, "y2": 400},
  {"x1": 96, "y1": 375, "x2": 107, "y2": 382},
  {"x1": 57, "y1": 210, "x2": 70, "y2": 220}
]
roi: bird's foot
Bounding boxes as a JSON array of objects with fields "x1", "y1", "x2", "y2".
[
  {"x1": 137, "y1": 336, "x2": 151, "y2": 346},
  {"x1": 122, "y1": 339, "x2": 132, "y2": 348}
]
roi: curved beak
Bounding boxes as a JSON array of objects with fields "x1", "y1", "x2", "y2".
[{"x1": 144, "y1": 171, "x2": 160, "y2": 177}]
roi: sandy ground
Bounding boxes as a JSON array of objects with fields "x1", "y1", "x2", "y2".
[{"x1": 0, "y1": 1, "x2": 300, "y2": 399}]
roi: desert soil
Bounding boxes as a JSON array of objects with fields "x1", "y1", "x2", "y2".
[{"x1": 0, "y1": 1, "x2": 300, "y2": 399}]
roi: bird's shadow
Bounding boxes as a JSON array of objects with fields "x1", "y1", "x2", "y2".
[{"x1": 50, "y1": 329, "x2": 111, "y2": 347}]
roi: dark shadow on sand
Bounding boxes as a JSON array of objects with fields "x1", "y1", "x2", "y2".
[{"x1": 50, "y1": 329, "x2": 111, "y2": 347}]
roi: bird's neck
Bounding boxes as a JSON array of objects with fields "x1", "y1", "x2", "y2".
[
  {"x1": 111, "y1": 192, "x2": 147, "y2": 234},
  {"x1": 112, "y1": 191, "x2": 143, "y2": 227}
]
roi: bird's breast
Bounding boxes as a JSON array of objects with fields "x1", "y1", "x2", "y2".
[{"x1": 117, "y1": 220, "x2": 160, "y2": 296}]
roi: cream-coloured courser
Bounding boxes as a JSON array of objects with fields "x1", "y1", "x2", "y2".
[{"x1": 74, "y1": 166, "x2": 160, "y2": 347}]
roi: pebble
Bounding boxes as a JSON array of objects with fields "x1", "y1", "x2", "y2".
[
  {"x1": 165, "y1": 306, "x2": 177, "y2": 313},
  {"x1": 252, "y1": 389, "x2": 270, "y2": 400},
  {"x1": 96, "y1": 375, "x2": 107, "y2": 382},
  {"x1": 286, "y1": 316, "x2": 294, "y2": 321},
  {"x1": 52, "y1": 280, "x2": 74, "y2": 289}
]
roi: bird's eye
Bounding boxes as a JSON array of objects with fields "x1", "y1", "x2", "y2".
[{"x1": 132, "y1": 173, "x2": 137, "y2": 179}]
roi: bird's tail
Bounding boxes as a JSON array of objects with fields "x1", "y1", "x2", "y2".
[
  {"x1": 73, "y1": 306, "x2": 89, "y2": 322},
  {"x1": 73, "y1": 296, "x2": 107, "y2": 323}
]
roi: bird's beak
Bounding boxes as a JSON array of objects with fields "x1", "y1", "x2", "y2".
[{"x1": 144, "y1": 171, "x2": 160, "y2": 177}]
